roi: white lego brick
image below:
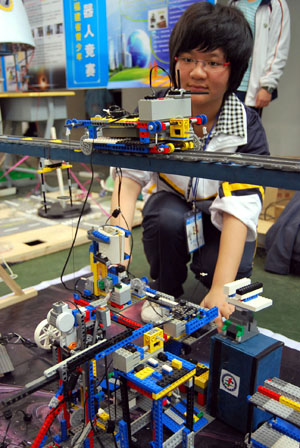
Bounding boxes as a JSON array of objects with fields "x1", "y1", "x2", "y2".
[
  {"x1": 162, "y1": 364, "x2": 173, "y2": 374},
  {"x1": 224, "y1": 278, "x2": 251, "y2": 296},
  {"x1": 147, "y1": 357, "x2": 159, "y2": 367},
  {"x1": 97, "y1": 225, "x2": 125, "y2": 264},
  {"x1": 227, "y1": 295, "x2": 272, "y2": 312}
]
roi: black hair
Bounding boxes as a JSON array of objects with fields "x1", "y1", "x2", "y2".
[{"x1": 169, "y1": 2, "x2": 253, "y2": 95}]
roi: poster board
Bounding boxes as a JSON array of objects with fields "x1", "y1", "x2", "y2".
[{"x1": 0, "y1": 0, "x2": 215, "y2": 91}]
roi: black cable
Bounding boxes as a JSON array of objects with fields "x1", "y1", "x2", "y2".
[
  {"x1": 1, "y1": 417, "x2": 12, "y2": 448},
  {"x1": 60, "y1": 149, "x2": 95, "y2": 295},
  {"x1": 96, "y1": 358, "x2": 113, "y2": 387},
  {"x1": 149, "y1": 65, "x2": 172, "y2": 95}
]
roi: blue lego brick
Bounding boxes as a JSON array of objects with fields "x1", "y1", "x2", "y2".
[
  {"x1": 133, "y1": 344, "x2": 145, "y2": 360},
  {"x1": 185, "y1": 306, "x2": 218, "y2": 335},
  {"x1": 271, "y1": 417, "x2": 300, "y2": 442},
  {"x1": 251, "y1": 440, "x2": 267, "y2": 448},
  {"x1": 119, "y1": 419, "x2": 129, "y2": 448},
  {"x1": 107, "y1": 272, "x2": 119, "y2": 285},
  {"x1": 55, "y1": 384, "x2": 64, "y2": 398},
  {"x1": 73, "y1": 293, "x2": 81, "y2": 301},
  {"x1": 243, "y1": 294, "x2": 259, "y2": 303},
  {"x1": 92, "y1": 229, "x2": 110, "y2": 243},
  {"x1": 182, "y1": 427, "x2": 190, "y2": 448},
  {"x1": 152, "y1": 371, "x2": 163, "y2": 380},
  {"x1": 100, "y1": 378, "x2": 119, "y2": 392},
  {"x1": 89, "y1": 240, "x2": 98, "y2": 255},
  {"x1": 95, "y1": 323, "x2": 153, "y2": 361},
  {"x1": 114, "y1": 225, "x2": 131, "y2": 237},
  {"x1": 93, "y1": 143, "x2": 151, "y2": 154},
  {"x1": 60, "y1": 419, "x2": 68, "y2": 441},
  {"x1": 153, "y1": 399, "x2": 163, "y2": 448},
  {"x1": 53, "y1": 434, "x2": 61, "y2": 444},
  {"x1": 88, "y1": 362, "x2": 96, "y2": 420},
  {"x1": 84, "y1": 436, "x2": 91, "y2": 447},
  {"x1": 144, "y1": 286, "x2": 157, "y2": 295},
  {"x1": 83, "y1": 289, "x2": 92, "y2": 297}
]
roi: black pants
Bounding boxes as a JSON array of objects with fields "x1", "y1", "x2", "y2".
[{"x1": 142, "y1": 191, "x2": 256, "y2": 298}]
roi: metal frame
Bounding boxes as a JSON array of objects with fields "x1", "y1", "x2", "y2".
[{"x1": 0, "y1": 137, "x2": 300, "y2": 190}]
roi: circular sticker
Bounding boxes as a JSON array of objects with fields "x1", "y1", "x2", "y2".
[
  {"x1": 0, "y1": 0, "x2": 13, "y2": 11},
  {"x1": 221, "y1": 372, "x2": 238, "y2": 392}
]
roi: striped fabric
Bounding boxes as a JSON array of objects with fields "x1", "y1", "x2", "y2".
[
  {"x1": 219, "y1": 181, "x2": 264, "y2": 204},
  {"x1": 236, "y1": 0, "x2": 262, "y2": 92}
]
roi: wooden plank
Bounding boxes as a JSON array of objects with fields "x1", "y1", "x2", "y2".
[
  {"x1": 0, "y1": 265, "x2": 38, "y2": 309},
  {"x1": 0, "y1": 287, "x2": 37, "y2": 310},
  {"x1": 0, "y1": 224, "x2": 89, "y2": 263}
]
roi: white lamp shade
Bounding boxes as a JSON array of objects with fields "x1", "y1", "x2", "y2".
[{"x1": 0, "y1": 0, "x2": 35, "y2": 54}]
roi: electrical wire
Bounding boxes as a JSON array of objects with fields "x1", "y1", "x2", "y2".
[
  {"x1": 1, "y1": 417, "x2": 12, "y2": 448},
  {"x1": 105, "y1": 166, "x2": 134, "y2": 277},
  {"x1": 60, "y1": 150, "x2": 94, "y2": 295}
]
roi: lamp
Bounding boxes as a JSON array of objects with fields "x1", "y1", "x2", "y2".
[{"x1": 0, "y1": 0, "x2": 35, "y2": 56}]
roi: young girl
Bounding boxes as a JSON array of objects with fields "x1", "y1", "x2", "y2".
[{"x1": 111, "y1": 2, "x2": 269, "y2": 330}]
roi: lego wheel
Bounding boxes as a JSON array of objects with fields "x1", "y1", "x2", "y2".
[
  {"x1": 80, "y1": 135, "x2": 93, "y2": 155},
  {"x1": 70, "y1": 407, "x2": 84, "y2": 426},
  {"x1": 181, "y1": 142, "x2": 190, "y2": 151},
  {"x1": 34, "y1": 319, "x2": 61, "y2": 350},
  {"x1": 167, "y1": 143, "x2": 175, "y2": 153}
]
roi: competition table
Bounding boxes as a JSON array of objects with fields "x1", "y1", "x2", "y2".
[{"x1": 0, "y1": 279, "x2": 299, "y2": 448}]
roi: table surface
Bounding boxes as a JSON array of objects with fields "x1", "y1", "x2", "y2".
[
  {"x1": 0, "y1": 280, "x2": 299, "y2": 447},
  {"x1": 0, "y1": 91, "x2": 75, "y2": 98}
]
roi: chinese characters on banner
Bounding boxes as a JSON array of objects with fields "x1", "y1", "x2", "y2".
[{"x1": 64, "y1": 0, "x2": 108, "y2": 88}]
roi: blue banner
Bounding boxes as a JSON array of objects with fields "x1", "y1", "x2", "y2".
[{"x1": 64, "y1": 0, "x2": 108, "y2": 89}]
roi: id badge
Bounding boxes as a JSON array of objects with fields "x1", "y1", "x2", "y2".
[{"x1": 185, "y1": 210, "x2": 205, "y2": 253}]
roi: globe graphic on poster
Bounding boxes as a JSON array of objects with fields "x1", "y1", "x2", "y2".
[{"x1": 127, "y1": 29, "x2": 151, "y2": 68}]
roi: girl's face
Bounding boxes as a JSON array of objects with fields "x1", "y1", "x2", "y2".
[{"x1": 175, "y1": 48, "x2": 231, "y2": 114}]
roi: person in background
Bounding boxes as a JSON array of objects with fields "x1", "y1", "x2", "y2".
[
  {"x1": 110, "y1": 2, "x2": 270, "y2": 330},
  {"x1": 229, "y1": 0, "x2": 290, "y2": 116}
]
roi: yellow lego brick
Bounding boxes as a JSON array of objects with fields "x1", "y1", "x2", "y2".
[
  {"x1": 144, "y1": 327, "x2": 164, "y2": 354},
  {"x1": 90, "y1": 253, "x2": 100, "y2": 296},
  {"x1": 135, "y1": 367, "x2": 154, "y2": 380},
  {"x1": 171, "y1": 359, "x2": 182, "y2": 370},
  {"x1": 279, "y1": 395, "x2": 300, "y2": 412},
  {"x1": 131, "y1": 293, "x2": 147, "y2": 301},
  {"x1": 169, "y1": 118, "x2": 190, "y2": 138},
  {"x1": 152, "y1": 369, "x2": 196, "y2": 400},
  {"x1": 37, "y1": 163, "x2": 72, "y2": 174},
  {"x1": 195, "y1": 370, "x2": 209, "y2": 389},
  {"x1": 98, "y1": 410, "x2": 110, "y2": 422},
  {"x1": 92, "y1": 360, "x2": 97, "y2": 377},
  {"x1": 96, "y1": 421, "x2": 106, "y2": 431}
]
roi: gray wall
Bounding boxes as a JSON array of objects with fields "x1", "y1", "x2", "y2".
[{"x1": 123, "y1": 0, "x2": 299, "y2": 157}]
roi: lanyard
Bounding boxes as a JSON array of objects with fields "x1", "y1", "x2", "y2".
[{"x1": 187, "y1": 112, "x2": 219, "y2": 203}]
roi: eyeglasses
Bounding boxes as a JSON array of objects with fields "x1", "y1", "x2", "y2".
[{"x1": 175, "y1": 56, "x2": 230, "y2": 72}]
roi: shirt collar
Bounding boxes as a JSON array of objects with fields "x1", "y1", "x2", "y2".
[{"x1": 213, "y1": 93, "x2": 246, "y2": 139}]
